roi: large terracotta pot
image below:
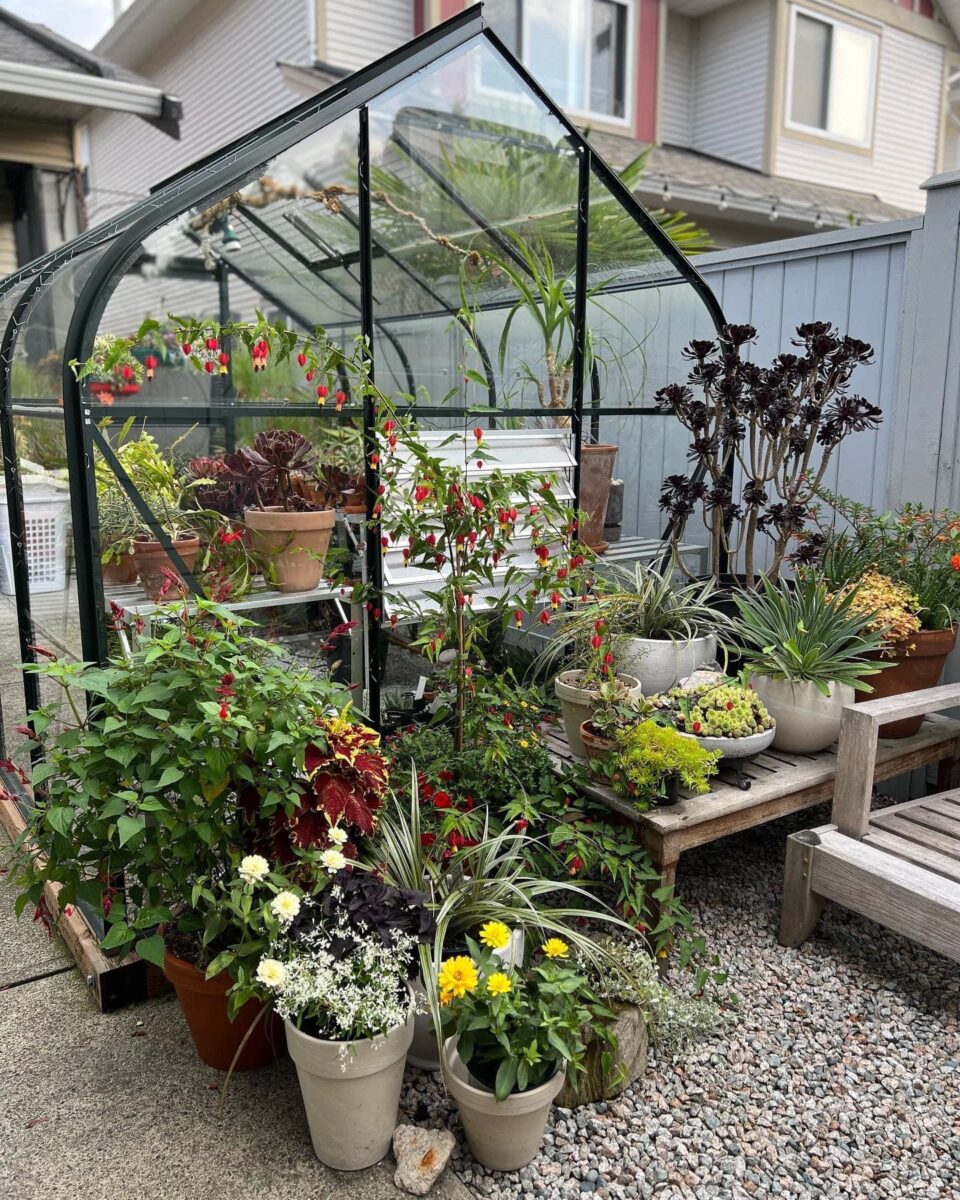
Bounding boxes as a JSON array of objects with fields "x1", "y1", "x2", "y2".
[
  {"x1": 554, "y1": 669, "x2": 641, "y2": 758},
  {"x1": 131, "y1": 536, "x2": 200, "y2": 601},
  {"x1": 751, "y1": 675, "x2": 855, "y2": 755},
  {"x1": 244, "y1": 506, "x2": 335, "y2": 592},
  {"x1": 579, "y1": 444, "x2": 618, "y2": 553},
  {"x1": 163, "y1": 950, "x2": 283, "y2": 1071},
  {"x1": 442, "y1": 1037, "x2": 564, "y2": 1171},
  {"x1": 859, "y1": 626, "x2": 958, "y2": 738},
  {"x1": 101, "y1": 552, "x2": 138, "y2": 585},
  {"x1": 285, "y1": 989, "x2": 414, "y2": 1170}
]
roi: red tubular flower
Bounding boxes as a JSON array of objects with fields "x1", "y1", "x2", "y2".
[
  {"x1": 297, "y1": 352, "x2": 307, "y2": 367},
  {"x1": 305, "y1": 370, "x2": 315, "y2": 382},
  {"x1": 335, "y1": 390, "x2": 346, "y2": 410},
  {"x1": 317, "y1": 385, "x2": 327, "y2": 403},
  {"x1": 218, "y1": 702, "x2": 229, "y2": 719},
  {"x1": 569, "y1": 856, "x2": 584, "y2": 874},
  {"x1": 218, "y1": 352, "x2": 230, "y2": 374},
  {"x1": 591, "y1": 635, "x2": 602, "y2": 649},
  {"x1": 550, "y1": 591, "x2": 561, "y2": 609},
  {"x1": 205, "y1": 336, "x2": 219, "y2": 351},
  {"x1": 952, "y1": 553, "x2": 960, "y2": 571},
  {"x1": 514, "y1": 610, "x2": 523, "y2": 627},
  {"x1": 538, "y1": 610, "x2": 551, "y2": 625},
  {"x1": 144, "y1": 354, "x2": 158, "y2": 380},
  {"x1": 181, "y1": 342, "x2": 192, "y2": 356},
  {"x1": 473, "y1": 427, "x2": 483, "y2": 442},
  {"x1": 514, "y1": 818, "x2": 528, "y2": 832},
  {"x1": 604, "y1": 653, "x2": 614, "y2": 665}
]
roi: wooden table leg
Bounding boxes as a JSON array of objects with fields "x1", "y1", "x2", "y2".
[{"x1": 936, "y1": 738, "x2": 960, "y2": 791}]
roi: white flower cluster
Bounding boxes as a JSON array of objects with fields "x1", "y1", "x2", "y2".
[{"x1": 260, "y1": 908, "x2": 416, "y2": 1043}]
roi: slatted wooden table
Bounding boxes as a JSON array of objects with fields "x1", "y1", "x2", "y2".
[{"x1": 544, "y1": 716, "x2": 960, "y2": 895}]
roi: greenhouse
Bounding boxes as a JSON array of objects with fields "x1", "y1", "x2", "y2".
[{"x1": 0, "y1": 5, "x2": 721, "y2": 753}]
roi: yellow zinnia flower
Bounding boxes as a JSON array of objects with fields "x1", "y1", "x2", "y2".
[
  {"x1": 478, "y1": 920, "x2": 511, "y2": 951},
  {"x1": 486, "y1": 972, "x2": 512, "y2": 997},
  {"x1": 437, "y1": 955, "x2": 479, "y2": 999},
  {"x1": 541, "y1": 937, "x2": 570, "y2": 960}
]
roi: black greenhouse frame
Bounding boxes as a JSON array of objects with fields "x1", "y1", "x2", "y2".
[{"x1": 0, "y1": 3, "x2": 725, "y2": 760}]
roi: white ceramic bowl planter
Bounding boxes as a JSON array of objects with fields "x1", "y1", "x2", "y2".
[
  {"x1": 750, "y1": 676, "x2": 855, "y2": 754},
  {"x1": 442, "y1": 1038, "x2": 564, "y2": 1171},
  {"x1": 285, "y1": 987, "x2": 415, "y2": 1170},
  {"x1": 616, "y1": 633, "x2": 717, "y2": 697},
  {"x1": 680, "y1": 725, "x2": 775, "y2": 759}
]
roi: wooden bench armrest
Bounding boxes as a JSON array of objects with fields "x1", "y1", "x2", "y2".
[{"x1": 832, "y1": 683, "x2": 960, "y2": 838}]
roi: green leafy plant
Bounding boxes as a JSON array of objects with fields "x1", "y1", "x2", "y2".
[
  {"x1": 587, "y1": 678, "x2": 654, "y2": 738},
  {"x1": 6, "y1": 601, "x2": 353, "y2": 968},
  {"x1": 592, "y1": 721, "x2": 721, "y2": 810},
  {"x1": 438, "y1": 931, "x2": 613, "y2": 1100},
  {"x1": 734, "y1": 575, "x2": 889, "y2": 694}
]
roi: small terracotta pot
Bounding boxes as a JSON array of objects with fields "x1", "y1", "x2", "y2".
[
  {"x1": 163, "y1": 950, "x2": 283, "y2": 1071},
  {"x1": 131, "y1": 536, "x2": 200, "y2": 601},
  {"x1": 101, "y1": 552, "x2": 138, "y2": 585},
  {"x1": 244, "y1": 506, "x2": 335, "y2": 592},
  {"x1": 579, "y1": 720, "x2": 614, "y2": 762},
  {"x1": 579, "y1": 444, "x2": 617, "y2": 553},
  {"x1": 860, "y1": 626, "x2": 959, "y2": 738}
]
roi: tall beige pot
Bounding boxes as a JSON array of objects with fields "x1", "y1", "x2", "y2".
[
  {"x1": 284, "y1": 995, "x2": 414, "y2": 1170},
  {"x1": 442, "y1": 1038, "x2": 563, "y2": 1171},
  {"x1": 579, "y1": 444, "x2": 617, "y2": 553},
  {"x1": 244, "y1": 506, "x2": 335, "y2": 593},
  {"x1": 554, "y1": 670, "x2": 641, "y2": 758},
  {"x1": 750, "y1": 675, "x2": 854, "y2": 754}
]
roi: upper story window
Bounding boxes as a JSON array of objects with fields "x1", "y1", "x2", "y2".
[
  {"x1": 485, "y1": 0, "x2": 634, "y2": 124},
  {"x1": 786, "y1": 6, "x2": 879, "y2": 147}
]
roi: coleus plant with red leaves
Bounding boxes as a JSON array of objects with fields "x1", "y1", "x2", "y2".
[{"x1": 375, "y1": 403, "x2": 593, "y2": 752}]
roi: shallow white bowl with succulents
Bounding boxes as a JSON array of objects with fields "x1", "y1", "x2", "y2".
[{"x1": 652, "y1": 679, "x2": 776, "y2": 760}]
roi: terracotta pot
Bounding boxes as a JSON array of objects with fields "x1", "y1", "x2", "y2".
[
  {"x1": 554, "y1": 669, "x2": 641, "y2": 758},
  {"x1": 579, "y1": 720, "x2": 614, "y2": 762},
  {"x1": 244, "y1": 506, "x2": 335, "y2": 593},
  {"x1": 131, "y1": 536, "x2": 200, "y2": 601},
  {"x1": 163, "y1": 950, "x2": 283, "y2": 1071},
  {"x1": 579, "y1": 444, "x2": 618, "y2": 553},
  {"x1": 101, "y1": 552, "x2": 138, "y2": 585},
  {"x1": 442, "y1": 1037, "x2": 564, "y2": 1171},
  {"x1": 859, "y1": 626, "x2": 959, "y2": 738},
  {"x1": 285, "y1": 988, "x2": 414, "y2": 1170}
]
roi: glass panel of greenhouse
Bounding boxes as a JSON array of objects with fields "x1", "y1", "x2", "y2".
[{"x1": 0, "y1": 6, "x2": 722, "y2": 751}]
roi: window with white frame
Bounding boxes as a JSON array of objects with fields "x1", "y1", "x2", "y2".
[
  {"x1": 484, "y1": 0, "x2": 634, "y2": 123},
  {"x1": 786, "y1": 6, "x2": 879, "y2": 147}
]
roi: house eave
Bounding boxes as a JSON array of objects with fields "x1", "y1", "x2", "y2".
[{"x1": 0, "y1": 60, "x2": 181, "y2": 132}]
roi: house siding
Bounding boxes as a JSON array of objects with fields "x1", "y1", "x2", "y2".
[
  {"x1": 774, "y1": 20, "x2": 945, "y2": 212},
  {"x1": 0, "y1": 119, "x2": 74, "y2": 171},
  {"x1": 660, "y1": 10, "x2": 694, "y2": 146},
  {"x1": 324, "y1": 0, "x2": 413, "y2": 71},
  {"x1": 690, "y1": 0, "x2": 772, "y2": 170},
  {"x1": 85, "y1": 0, "x2": 311, "y2": 225}
]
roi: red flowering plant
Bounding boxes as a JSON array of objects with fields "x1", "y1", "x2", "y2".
[
  {"x1": 5, "y1": 600, "x2": 378, "y2": 971},
  {"x1": 374, "y1": 402, "x2": 592, "y2": 753}
]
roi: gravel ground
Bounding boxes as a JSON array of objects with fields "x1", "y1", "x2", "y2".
[{"x1": 400, "y1": 799, "x2": 960, "y2": 1200}]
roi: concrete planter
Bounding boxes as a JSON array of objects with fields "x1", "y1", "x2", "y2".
[
  {"x1": 556, "y1": 1001, "x2": 648, "y2": 1107},
  {"x1": 555, "y1": 670, "x2": 641, "y2": 758},
  {"x1": 751, "y1": 675, "x2": 854, "y2": 754},
  {"x1": 244, "y1": 506, "x2": 335, "y2": 592},
  {"x1": 442, "y1": 1038, "x2": 564, "y2": 1170},
  {"x1": 616, "y1": 633, "x2": 718, "y2": 697},
  {"x1": 679, "y1": 725, "x2": 775, "y2": 759},
  {"x1": 284, "y1": 990, "x2": 414, "y2": 1170}
]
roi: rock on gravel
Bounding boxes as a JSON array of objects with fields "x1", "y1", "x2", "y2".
[
  {"x1": 394, "y1": 1124, "x2": 457, "y2": 1195},
  {"x1": 400, "y1": 798, "x2": 960, "y2": 1200}
]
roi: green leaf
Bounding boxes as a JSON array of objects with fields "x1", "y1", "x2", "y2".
[
  {"x1": 45, "y1": 807, "x2": 74, "y2": 836},
  {"x1": 30, "y1": 760, "x2": 57, "y2": 785},
  {"x1": 117, "y1": 814, "x2": 145, "y2": 846},
  {"x1": 495, "y1": 1057, "x2": 518, "y2": 1102},
  {"x1": 156, "y1": 766, "x2": 184, "y2": 790},
  {"x1": 133, "y1": 905, "x2": 172, "y2": 929},
  {"x1": 100, "y1": 921, "x2": 135, "y2": 951},
  {"x1": 134, "y1": 934, "x2": 166, "y2": 969}
]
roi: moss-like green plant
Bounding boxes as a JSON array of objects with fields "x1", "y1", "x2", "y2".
[{"x1": 596, "y1": 720, "x2": 720, "y2": 811}]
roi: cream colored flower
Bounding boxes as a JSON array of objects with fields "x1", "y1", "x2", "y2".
[
  {"x1": 321, "y1": 847, "x2": 347, "y2": 872},
  {"x1": 238, "y1": 854, "x2": 270, "y2": 885},
  {"x1": 270, "y1": 891, "x2": 301, "y2": 924},
  {"x1": 255, "y1": 958, "x2": 286, "y2": 988},
  {"x1": 328, "y1": 825, "x2": 348, "y2": 847}
]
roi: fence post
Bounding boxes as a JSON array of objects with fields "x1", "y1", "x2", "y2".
[{"x1": 890, "y1": 169, "x2": 960, "y2": 510}]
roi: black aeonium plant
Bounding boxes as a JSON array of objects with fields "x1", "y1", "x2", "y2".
[
  {"x1": 224, "y1": 429, "x2": 321, "y2": 512},
  {"x1": 657, "y1": 321, "x2": 880, "y2": 586}
]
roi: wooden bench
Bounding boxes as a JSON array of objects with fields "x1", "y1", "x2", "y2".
[
  {"x1": 780, "y1": 684, "x2": 960, "y2": 961},
  {"x1": 544, "y1": 715, "x2": 960, "y2": 898}
]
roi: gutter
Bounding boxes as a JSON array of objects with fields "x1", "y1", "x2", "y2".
[{"x1": 0, "y1": 60, "x2": 170, "y2": 116}]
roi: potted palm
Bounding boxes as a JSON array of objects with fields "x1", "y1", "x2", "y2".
[
  {"x1": 733, "y1": 576, "x2": 889, "y2": 753},
  {"x1": 245, "y1": 872, "x2": 433, "y2": 1170},
  {"x1": 226, "y1": 429, "x2": 335, "y2": 592},
  {"x1": 439, "y1": 931, "x2": 613, "y2": 1170}
]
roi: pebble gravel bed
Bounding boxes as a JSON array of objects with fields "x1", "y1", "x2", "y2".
[{"x1": 400, "y1": 800, "x2": 960, "y2": 1200}]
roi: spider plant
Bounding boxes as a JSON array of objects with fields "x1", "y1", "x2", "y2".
[
  {"x1": 733, "y1": 575, "x2": 890, "y2": 695},
  {"x1": 371, "y1": 771, "x2": 645, "y2": 1060}
]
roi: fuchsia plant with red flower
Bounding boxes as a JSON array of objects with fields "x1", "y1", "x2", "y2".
[{"x1": 374, "y1": 405, "x2": 592, "y2": 751}]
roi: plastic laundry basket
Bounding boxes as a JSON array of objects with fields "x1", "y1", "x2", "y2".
[{"x1": 0, "y1": 477, "x2": 71, "y2": 596}]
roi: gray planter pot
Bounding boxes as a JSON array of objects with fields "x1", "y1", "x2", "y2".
[
  {"x1": 285, "y1": 989, "x2": 414, "y2": 1170},
  {"x1": 616, "y1": 633, "x2": 718, "y2": 697},
  {"x1": 750, "y1": 675, "x2": 854, "y2": 754},
  {"x1": 555, "y1": 670, "x2": 641, "y2": 758},
  {"x1": 442, "y1": 1037, "x2": 564, "y2": 1171}
]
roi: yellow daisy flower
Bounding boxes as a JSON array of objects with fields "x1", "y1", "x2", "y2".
[
  {"x1": 439, "y1": 988, "x2": 454, "y2": 1007},
  {"x1": 520, "y1": 739, "x2": 529, "y2": 749},
  {"x1": 437, "y1": 955, "x2": 479, "y2": 999},
  {"x1": 541, "y1": 937, "x2": 570, "y2": 960},
  {"x1": 478, "y1": 920, "x2": 511, "y2": 951},
  {"x1": 486, "y1": 971, "x2": 512, "y2": 997}
]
